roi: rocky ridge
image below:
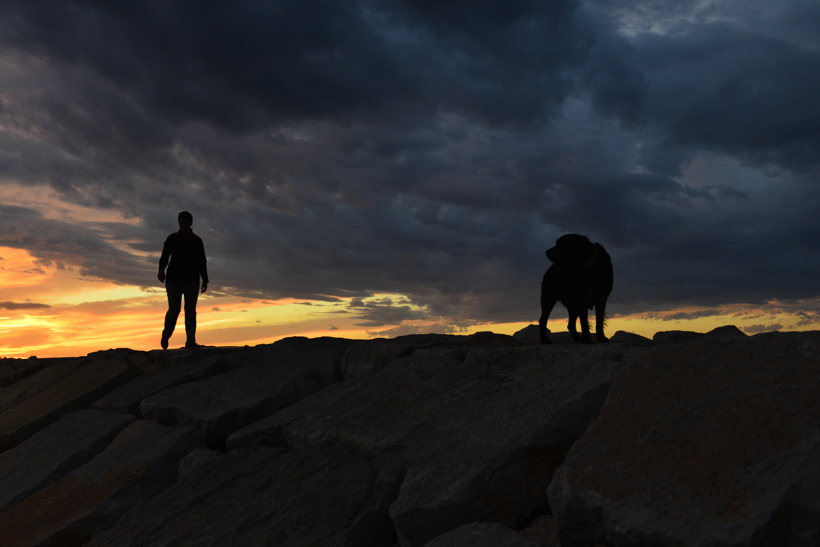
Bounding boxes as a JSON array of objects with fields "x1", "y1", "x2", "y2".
[{"x1": 0, "y1": 326, "x2": 816, "y2": 546}]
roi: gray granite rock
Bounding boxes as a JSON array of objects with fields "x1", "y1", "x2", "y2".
[
  {"x1": 704, "y1": 324, "x2": 747, "y2": 339},
  {"x1": 609, "y1": 330, "x2": 653, "y2": 346},
  {"x1": 0, "y1": 358, "x2": 137, "y2": 453},
  {"x1": 423, "y1": 522, "x2": 544, "y2": 547},
  {"x1": 126, "y1": 351, "x2": 163, "y2": 374},
  {"x1": 339, "y1": 333, "x2": 492, "y2": 381},
  {"x1": 548, "y1": 331, "x2": 820, "y2": 547},
  {"x1": 389, "y1": 345, "x2": 626, "y2": 547},
  {"x1": 225, "y1": 336, "x2": 357, "y2": 388},
  {"x1": 0, "y1": 420, "x2": 204, "y2": 547},
  {"x1": 340, "y1": 339, "x2": 422, "y2": 381},
  {"x1": 140, "y1": 363, "x2": 320, "y2": 447},
  {"x1": 652, "y1": 329, "x2": 703, "y2": 344},
  {"x1": 0, "y1": 409, "x2": 136, "y2": 513},
  {"x1": 85, "y1": 445, "x2": 404, "y2": 547},
  {"x1": 512, "y1": 324, "x2": 541, "y2": 345},
  {"x1": 91, "y1": 354, "x2": 231, "y2": 415},
  {"x1": 0, "y1": 358, "x2": 85, "y2": 412},
  {"x1": 0, "y1": 360, "x2": 45, "y2": 388},
  {"x1": 177, "y1": 448, "x2": 222, "y2": 483},
  {"x1": 229, "y1": 343, "x2": 629, "y2": 546},
  {"x1": 519, "y1": 515, "x2": 561, "y2": 547},
  {"x1": 147, "y1": 346, "x2": 246, "y2": 370}
]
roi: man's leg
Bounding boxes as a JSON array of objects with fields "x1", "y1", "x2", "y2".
[
  {"x1": 162, "y1": 282, "x2": 184, "y2": 348},
  {"x1": 182, "y1": 279, "x2": 200, "y2": 347}
]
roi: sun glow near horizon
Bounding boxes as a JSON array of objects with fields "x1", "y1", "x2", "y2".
[{"x1": 1, "y1": 245, "x2": 819, "y2": 359}]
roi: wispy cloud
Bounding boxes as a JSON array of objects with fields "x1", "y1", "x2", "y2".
[{"x1": 0, "y1": 301, "x2": 50, "y2": 310}]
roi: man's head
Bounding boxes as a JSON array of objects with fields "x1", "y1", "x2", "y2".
[{"x1": 178, "y1": 211, "x2": 193, "y2": 233}]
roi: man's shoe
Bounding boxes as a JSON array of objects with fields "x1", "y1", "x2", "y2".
[
  {"x1": 185, "y1": 342, "x2": 201, "y2": 348},
  {"x1": 160, "y1": 336, "x2": 169, "y2": 350}
]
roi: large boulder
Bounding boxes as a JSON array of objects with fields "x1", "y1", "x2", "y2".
[
  {"x1": 389, "y1": 345, "x2": 627, "y2": 547},
  {"x1": 225, "y1": 336, "x2": 357, "y2": 388},
  {"x1": 85, "y1": 445, "x2": 405, "y2": 547},
  {"x1": 140, "y1": 363, "x2": 320, "y2": 447},
  {"x1": 339, "y1": 334, "x2": 470, "y2": 381},
  {"x1": 0, "y1": 420, "x2": 204, "y2": 547},
  {"x1": 422, "y1": 522, "x2": 544, "y2": 547},
  {"x1": 91, "y1": 354, "x2": 231, "y2": 415},
  {"x1": 0, "y1": 409, "x2": 135, "y2": 513},
  {"x1": 229, "y1": 342, "x2": 634, "y2": 546},
  {"x1": 338, "y1": 332, "x2": 513, "y2": 381},
  {"x1": 0, "y1": 360, "x2": 44, "y2": 388},
  {"x1": 608, "y1": 331, "x2": 653, "y2": 346},
  {"x1": 0, "y1": 358, "x2": 86, "y2": 411},
  {"x1": 0, "y1": 358, "x2": 136, "y2": 453},
  {"x1": 652, "y1": 329, "x2": 703, "y2": 344},
  {"x1": 548, "y1": 331, "x2": 820, "y2": 546}
]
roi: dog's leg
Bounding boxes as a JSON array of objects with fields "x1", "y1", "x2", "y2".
[
  {"x1": 595, "y1": 297, "x2": 609, "y2": 343},
  {"x1": 579, "y1": 307, "x2": 593, "y2": 344},
  {"x1": 568, "y1": 307, "x2": 582, "y2": 343},
  {"x1": 539, "y1": 295, "x2": 558, "y2": 344}
]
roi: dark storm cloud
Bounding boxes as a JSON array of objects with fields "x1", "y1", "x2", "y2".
[
  {"x1": 583, "y1": 0, "x2": 820, "y2": 174},
  {"x1": 0, "y1": 204, "x2": 155, "y2": 288},
  {"x1": 346, "y1": 296, "x2": 426, "y2": 327},
  {"x1": 0, "y1": 0, "x2": 590, "y2": 130},
  {"x1": 0, "y1": 301, "x2": 50, "y2": 310},
  {"x1": 1, "y1": 0, "x2": 820, "y2": 327}
]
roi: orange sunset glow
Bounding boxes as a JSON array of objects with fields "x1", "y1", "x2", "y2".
[
  {"x1": 2, "y1": 240, "x2": 818, "y2": 358},
  {"x1": 2, "y1": 0, "x2": 820, "y2": 359}
]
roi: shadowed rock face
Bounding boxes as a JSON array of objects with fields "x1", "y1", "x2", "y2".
[
  {"x1": 236, "y1": 336, "x2": 359, "y2": 388},
  {"x1": 91, "y1": 354, "x2": 232, "y2": 415},
  {"x1": 548, "y1": 330, "x2": 820, "y2": 547},
  {"x1": 0, "y1": 358, "x2": 136, "y2": 453},
  {"x1": 85, "y1": 445, "x2": 405, "y2": 547},
  {"x1": 422, "y1": 522, "x2": 544, "y2": 547},
  {"x1": 0, "y1": 327, "x2": 815, "y2": 547},
  {"x1": 0, "y1": 409, "x2": 136, "y2": 513},
  {"x1": 139, "y1": 363, "x2": 321, "y2": 447},
  {"x1": 229, "y1": 342, "x2": 633, "y2": 546},
  {"x1": 0, "y1": 421, "x2": 205, "y2": 547}
]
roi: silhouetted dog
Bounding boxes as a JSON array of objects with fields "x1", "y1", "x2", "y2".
[{"x1": 539, "y1": 234, "x2": 613, "y2": 344}]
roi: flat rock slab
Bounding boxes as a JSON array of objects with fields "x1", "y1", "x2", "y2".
[
  {"x1": 0, "y1": 358, "x2": 136, "y2": 453},
  {"x1": 140, "y1": 363, "x2": 320, "y2": 446},
  {"x1": 0, "y1": 409, "x2": 135, "y2": 513},
  {"x1": 389, "y1": 346, "x2": 627, "y2": 547},
  {"x1": 226, "y1": 336, "x2": 357, "y2": 388},
  {"x1": 0, "y1": 358, "x2": 86, "y2": 412},
  {"x1": 229, "y1": 343, "x2": 632, "y2": 546},
  {"x1": 548, "y1": 331, "x2": 820, "y2": 547},
  {"x1": 86, "y1": 445, "x2": 404, "y2": 547},
  {"x1": 340, "y1": 333, "x2": 516, "y2": 381},
  {"x1": 0, "y1": 361, "x2": 44, "y2": 388},
  {"x1": 91, "y1": 354, "x2": 231, "y2": 415},
  {"x1": 423, "y1": 522, "x2": 543, "y2": 547},
  {"x1": 147, "y1": 346, "x2": 248, "y2": 370},
  {"x1": 0, "y1": 420, "x2": 204, "y2": 547}
]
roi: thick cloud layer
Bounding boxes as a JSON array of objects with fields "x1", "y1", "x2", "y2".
[{"x1": 1, "y1": 0, "x2": 819, "y2": 327}]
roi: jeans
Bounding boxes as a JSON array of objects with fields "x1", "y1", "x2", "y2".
[{"x1": 162, "y1": 279, "x2": 200, "y2": 346}]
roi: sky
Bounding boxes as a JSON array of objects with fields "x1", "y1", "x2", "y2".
[{"x1": 1, "y1": 0, "x2": 820, "y2": 357}]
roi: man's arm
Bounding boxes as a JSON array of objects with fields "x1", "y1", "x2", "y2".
[
  {"x1": 199, "y1": 237, "x2": 209, "y2": 293},
  {"x1": 158, "y1": 236, "x2": 171, "y2": 283}
]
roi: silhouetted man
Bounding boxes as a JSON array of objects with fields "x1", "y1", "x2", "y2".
[{"x1": 158, "y1": 211, "x2": 209, "y2": 349}]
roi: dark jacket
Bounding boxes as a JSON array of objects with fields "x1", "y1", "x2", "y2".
[{"x1": 159, "y1": 232, "x2": 209, "y2": 283}]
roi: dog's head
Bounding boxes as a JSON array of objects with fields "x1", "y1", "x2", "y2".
[{"x1": 546, "y1": 234, "x2": 595, "y2": 269}]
